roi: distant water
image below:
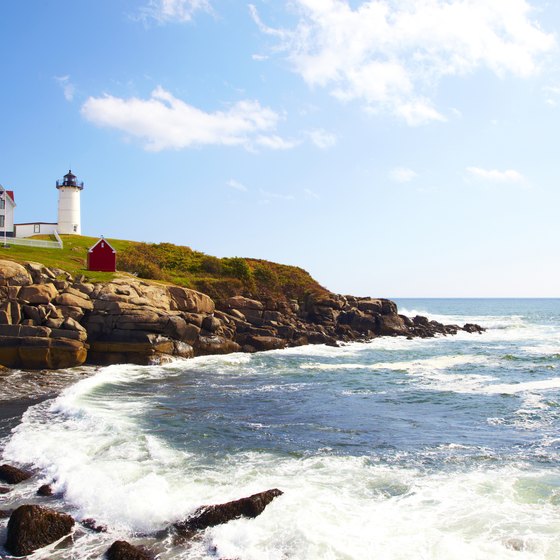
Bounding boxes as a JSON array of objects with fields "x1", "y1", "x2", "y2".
[{"x1": 1, "y1": 299, "x2": 560, "y2": 559}]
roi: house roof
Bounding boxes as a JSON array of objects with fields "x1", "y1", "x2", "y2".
[
  {"x1": 88, "y1": 237, "x2": 116, "y2": 254},
  {"x1": 0, "y1": 190, "x2": 15, "y2": 206},
  {"x1": 15, "y1": 222, "x2": 57, "y2": 226}
]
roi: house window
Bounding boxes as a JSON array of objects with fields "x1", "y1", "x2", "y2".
[
  {"x1": 0, "y1": 199, "x2": 5, "y2": 210},
  {"x1": 0, "y1": 216, "x2": 5, "y2": 228},
  {"x1": 34, "y1": 224, "x2": 40, "y2": 233}
]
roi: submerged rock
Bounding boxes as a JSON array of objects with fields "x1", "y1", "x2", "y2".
[
  {"x1": 174, "y1": 489, "x2": 283, "y2": 536},
  {"x1": 5, "y1": 504, "x2": 75, "y2": 557},
  {"x1": 37, "y1": 483, "x2": 53, "y2": 496},
  {"x1": 463, "y1": 323, "x2": 485, "y2": 334},
  {"x1": 81, "y1": 518, "x2": 108, "y2": 533},
  {"x1": 106, "y1": 540, "x2": 153, "y2": 560},
  {"x1": 0, "y1": 464, "x2": 32, "y2": 484}
]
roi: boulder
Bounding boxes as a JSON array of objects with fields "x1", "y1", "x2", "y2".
[
  {"x1": 81, "y1": 518, "x2": 107, "y2": 533},
  {"x1": 22, "y1": 304, "x2": 43, "y2": 323},
  {"x1": 168, "y1": 286, "x2": 215, "y2": 314},
  {"x1": 226, "y1": 296, "x2": 263, "y2": 311},
  {"x1": 63, "y1": 317, "x2": 87, "y2": 332},
  {"x1": 174, "y1": 489, "x2": 283, "y2": 536},
  {"x1": 413, "y1": 315, "x2": 430, "y2": 327},
  {"x1": 0, "y1": 260, "x2": 32, "y2": 286},
  {"x1": 0, "y1": 336, "x2": 88, "y2": 369},
  {"x1": 5, "y1": 505, "x2": 75, "y2": 557},
  {"x1": 195, "y1": 336, "x2": 241, "y2": 356},
  {"x1": 0, "y1": 486, "x2": 11, "y2": 494},
  {"x1": 37, "y1": 484, "x2": 53, "y2": 496},
  {"x1": 463, "y1": 323, "x2": 485, "y2": 333},
  {"x1": 376, "y1": 314, "x2": 409, "y2": 336},
  {"x1": 202, "y1": 315, "x2": 221, "y2": 333},
  {"x1": 106, "y1": 540, "x2": 153, "y2": 560},
  {"x1": 380, "y1": 299, "x2": 398, "y2": 315},
  {"x1": 163, "y1": 315, "x2": 193, "y2": 341},
  {"x1": 18, "y1": 283, "x2": 58, "y2": 304},
  {"x1": 57, "y1": 305, "x2": 85, "y2": 321},
  {"x1": 173, "y1": 341, "x2": 195, "y2": 358},
  {"x1": 73, "y1": 282, "x2": 95, "y2": 296},
  {"x1": 357, "y1": 298, "x2": 383, "y2": 314},
  {"x1": 245, "y1": 335, "x2": 286, "y2": 352},
  {"x1": 0, "y1": 464, "x2": 32, "y2": 484},
  {"x1": 55, "y1": 293, "x2": 93, "y2": 311}
]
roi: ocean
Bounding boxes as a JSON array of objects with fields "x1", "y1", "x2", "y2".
[{"x1": 1, "y1": 299, "x2": 559, "y2": 559}]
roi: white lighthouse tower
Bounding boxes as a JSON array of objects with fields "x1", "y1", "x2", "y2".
[{"x1": 56, "y1": 170, "x2": 83, "y2": 235}]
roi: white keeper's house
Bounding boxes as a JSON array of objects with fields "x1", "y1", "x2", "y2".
[
  {"x1": 4, "y1": 170, "x2": 84, "y2": 238},
  {"x1": 0, "y1": 189, "x2": 16, "y2": 237}
]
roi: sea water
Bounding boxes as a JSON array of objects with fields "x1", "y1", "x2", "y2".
[{"x1": 1, "y1": 299, "x2": 559, "y2": 559}]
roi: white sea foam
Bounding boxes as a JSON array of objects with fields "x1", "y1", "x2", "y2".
[
  {"x1": 184, "y1": 457, "x2": 560, "y2": 560},
  {"x1": 483, "y1": 378, "x2": 560, "y2": 395},
  {"x1": 3, "y1": 304, "x2": 560, "y2": 559},
  {"x1": 302, "y1": 354, "x2": 499, "y2": 395}
]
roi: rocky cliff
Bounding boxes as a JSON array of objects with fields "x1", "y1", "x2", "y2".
[{"x1": 0, "y1": 260, "x2": 483, "y2": 369}]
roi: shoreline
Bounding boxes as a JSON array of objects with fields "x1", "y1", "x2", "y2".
[
  {"x1": 0, "y1": 367, "x2": 96, "y2": 445},
  {"x1": 0, "y1": 396, "x2": 50, "y2": 442}
]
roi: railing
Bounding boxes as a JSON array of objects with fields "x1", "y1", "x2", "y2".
[
  {"x1": 53, "y1": 230, "x2": 63, "y2": 247},
  {"x1": 2, "y1": 232, "x2": 63, "y2": 249},
  {"x1": 56, "y1": 180, "x2": 84, "y2": 190}
]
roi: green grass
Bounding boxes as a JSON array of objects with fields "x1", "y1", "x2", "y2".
[
  {"x1": 0, "y1": 235, "x2": 129, "y2": 282},
  {"x1": 0, "y1": 235, "x2": 328, "y2": 303}
]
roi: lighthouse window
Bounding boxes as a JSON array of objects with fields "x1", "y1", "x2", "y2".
[{"x1": 73, "y1": 225, "x2": 78, "y2": 232}]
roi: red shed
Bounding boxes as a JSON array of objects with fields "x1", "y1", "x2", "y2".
[{"x1": 87, "y1": 237, "x2": 117, "y2": 272}]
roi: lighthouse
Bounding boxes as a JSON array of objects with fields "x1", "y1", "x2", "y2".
[{"x1": 56, "y1": 170, "x2": 83, "y2": 235}]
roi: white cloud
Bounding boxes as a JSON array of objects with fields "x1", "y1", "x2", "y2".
[
  {"x1": 81, "y1": 86, "x2": 294, "y2": 152},
  {"x1": 252, "y1": 54, "x2": 269, "y2": 61},
  {"x1": 142, "y1": 0, "x2": 210, "y2": 22},
  {"x1": 466, "y1": 166, "x2": 525, "y2": 183},
  {"x1": 227, "y1": 179, "x2": 248, "y2": 192},
  {"x1": 254, "y1": 0, "x2": 555, "y2": 125},
  {"x1": 390, "y1": 167, "x2": 418, "y2": 183},
  {"x1": 304, "y1": 188, "x2": 321, "y2": 199},
  {"x1": 307, "y1": 129, "x2": 337, "y2": 149},
  {"x1": 259, "y1": 189, "x2": 295, "y2": 201},
  {"x1": 55, "y1": 75, "x2": 75, "y2": 102},
  {"x1": 543, "y1": 85, "x2": 560, "y2": 107},
  {"x1": 255, "y1": 135, "x2": 299, "y2": 150}
]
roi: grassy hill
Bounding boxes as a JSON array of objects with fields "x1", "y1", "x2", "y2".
[{"x1": 0, "y1": 235, "x2": 328, "y2": 304}]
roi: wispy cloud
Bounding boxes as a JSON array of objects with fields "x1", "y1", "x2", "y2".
[
  {"x1": 81, "y1": 86, "x2": 294, "y2": 152},
  {"x1": 543, "y1": 85, "x2": 560, "y2": 107},
  {"x1": 259, "y1": 189, "x2": 295, "y2": 202},
  {"x1": 55, "y1": 75, "x2": 75, "y2": 102},
  {"x1": 390, "y1": 167, "x2": 418, "y2": 183},
  {"x1": 141, "y1": 0, "x2": 210, "y2": 23},
  {"x1": 466, "y1": 166, "x2": 525, "y2": 183},
  {"x1": 253, "y1": 0, "x2": 555, "y2": 126},
  {"x1": 304, "y1": 188, "x2": 321, "y2": 200},
  {"x1": 307, "y1": 129, "x2": 337, "y2": 149},
  {"x1": 227, "y1": 179, "x2": 248, "y2": 192}
]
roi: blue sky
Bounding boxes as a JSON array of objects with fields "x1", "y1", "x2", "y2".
[{"x1": 1, "y1": 0, "x2": 559, "y2": 297}]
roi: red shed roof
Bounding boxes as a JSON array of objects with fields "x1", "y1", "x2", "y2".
[{"x1": 88, "y1": 237, "x2": 116, "y2": 253}]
